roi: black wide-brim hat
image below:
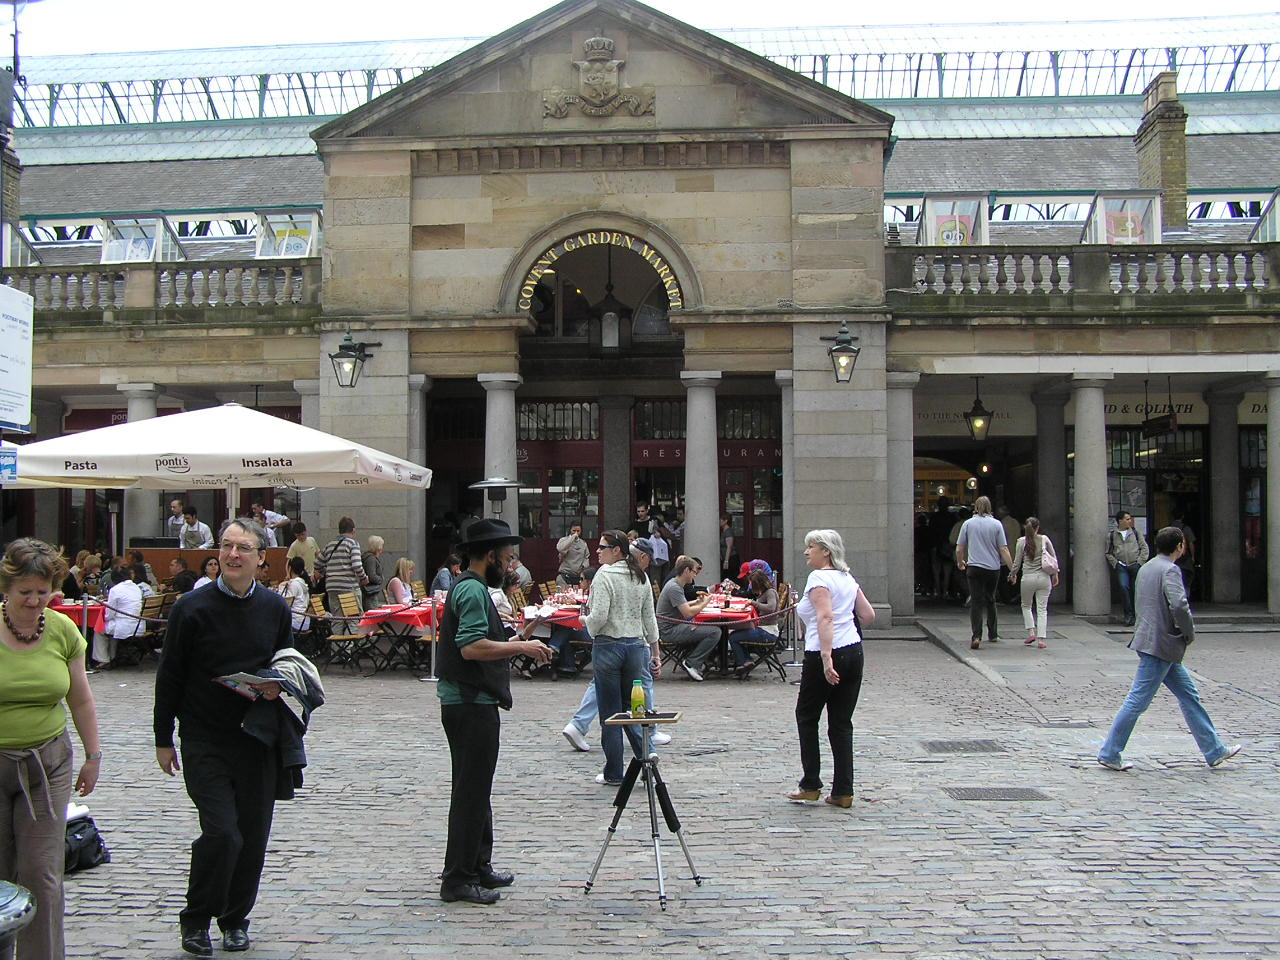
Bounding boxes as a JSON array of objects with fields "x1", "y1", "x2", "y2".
[{"x1": 457, "y1": 518, "x2": 522, "y2": 552}]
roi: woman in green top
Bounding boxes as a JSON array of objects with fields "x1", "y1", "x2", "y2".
[{"x1": 0, "y1": 538, "x2": 102, "y2": 960}]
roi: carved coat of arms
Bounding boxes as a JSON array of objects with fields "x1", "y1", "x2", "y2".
[{"x1": 544, "y1": 35, "x2": 654, "y2": 118}]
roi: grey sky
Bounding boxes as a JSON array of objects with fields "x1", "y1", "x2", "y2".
[{"x1": 11, "y1": 0, "x2": 1277, "y2": 57}]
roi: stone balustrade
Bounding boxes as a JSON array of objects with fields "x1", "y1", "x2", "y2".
[
  {"x1": 2, "y1": 258, "x2": 321, "y2": 311},
  {"x1": 887, "y1": 244, "x2": 1277, "y2": 297}
]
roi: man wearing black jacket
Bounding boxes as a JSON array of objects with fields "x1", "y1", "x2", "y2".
[
  {"x1": 153, "y1": 518, "x2": 292, "y2": 956},
  {"x1": 436, "y1": 518, "x2": 552, "y2": 905}
]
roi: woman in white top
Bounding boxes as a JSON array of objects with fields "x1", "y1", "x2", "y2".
[
  {"x1": 98, "y1": 563, "x2": 145, "y2": 668},
  {"x1": 191, "y1": 556, "x2": 219, "y2": 591},
  {"x1": 387, "y1": 557, "x2": 415, "y2": 606},
  {"x1": 276, "y1": 556, "x2": 311, "y2": 632},
  {"x1": 789, "y1": 529, "x2": 876, "y2": 809},
  {"x1": 1009, "y1": 516, "x2": 1058, "y2": 649}
]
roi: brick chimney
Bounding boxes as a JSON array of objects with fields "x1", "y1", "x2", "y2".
[{"x1": 1134, "y1": 71, "x2": 1188, "y2": 230}]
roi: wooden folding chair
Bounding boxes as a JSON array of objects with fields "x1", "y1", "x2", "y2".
[
  {"x1": 294, "y1": 595, "x2": 330, "y2": 660},
  {"x1": 738, "y1": 582, "x2": 791, "y2": 681},
  {"x1": 325, "y1": 592, "x2": 376, "y2": 671},
  {"x1": 411, "y1": 579, "x2": 427, "y2": 600},
  {"x1": 116, "y1": 593, "x2": 166, "y2": 666}
]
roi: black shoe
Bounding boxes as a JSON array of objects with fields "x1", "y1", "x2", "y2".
[
  {"x1": 440, "y1": 883, "x2": 500, "y2": 904},
  {"x1": 476, "y1": 868, "x2": 515, "y2": 889},
  {"x1": 180, "y1": 925, "x2": 213, "y2": 957},
  {"x1": 222, "y1": 928, "x2": 251, "y2": 952}
]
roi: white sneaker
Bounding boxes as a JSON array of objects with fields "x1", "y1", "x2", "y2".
[
  {"x1": 595, "y1": 773, "x2": 622, "y2": 786},
  {"x1": 683, "y1": 662, "x2": 704, "y2": 682},
  {"x1": 651, "y1": 730, "x2": 671, "y2": 746},
  {"x1": 1210, "y1": 744, "x2": 1242, "y2": 768},
  {"x1": 562, "y1": 723, "x2": 591, "y2": 752}
]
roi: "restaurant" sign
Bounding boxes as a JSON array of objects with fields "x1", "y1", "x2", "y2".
[{"x1": 517, "y1": 230, "x2": 684, "y2": 311}]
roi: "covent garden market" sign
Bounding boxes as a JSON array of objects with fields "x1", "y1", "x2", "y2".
[{"x1": 517, "y1": 230, "x2": 684, "y2": 312}]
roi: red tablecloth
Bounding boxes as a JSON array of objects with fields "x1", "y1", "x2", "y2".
[
  {"x1": 49, "y1": 602, "x2": 107, "y2": 633},
  {"x1": 358, "y1": 601, "x2": 440, "y2": 634},
  {"x1": 694, "y1": 601, "x2": 755, "y2": 625},
  {"x1": 525, "y1": 606, "x2": 584, "y2": 630}
]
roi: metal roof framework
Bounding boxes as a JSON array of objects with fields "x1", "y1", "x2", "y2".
[{"x1": 14, "y1": 15, "x2": 1280, "y2": 128}]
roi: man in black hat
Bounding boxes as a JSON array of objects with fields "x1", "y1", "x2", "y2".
[{"x1": 436, "y1": 518, "x2": 553, "y2": 905}]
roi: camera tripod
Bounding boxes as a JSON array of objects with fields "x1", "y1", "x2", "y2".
[{"x1": 584, "y1": 712, "x2": 702, "y2": 910}]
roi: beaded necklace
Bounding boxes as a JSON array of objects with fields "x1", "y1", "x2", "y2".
[{"x1": 1, "y1": 602, "x2": 46, "y2": 644}]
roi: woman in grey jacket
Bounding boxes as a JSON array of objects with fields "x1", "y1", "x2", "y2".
[{"x1": 583, "y1": 529, "x2": 660, "y2": 785}]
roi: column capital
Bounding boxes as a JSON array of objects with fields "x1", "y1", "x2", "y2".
[
  {"x1": 1071, "y1": 373, "x2": 1115, "y2": 388},
  {"x1": 1264, "y1": 371, "x2": 1280, "y2": 388},
  {"x1": 1203, "y1": 389, "x2": 1244, "y2": 407},
  {"x1": 478, "y1": 372, "x2": 522, "y2": 392},
  {"x1": 680, "y1": 370, "x2": 722, "y2": 391},
  {"x1": 886, "y1": 371, "x2": 920, "y2": 390},
  {"x1": 774, "y1": 370, "x2": 793, "y2": 388},
  {"x1": 292, "y1": 378, "x2": 320, "y2": 398},
  {"x1": 115, "y1": 382, "x2": 160, "y2": 399},
  {"x1": 408, "y1": 374, "x2": 433, "y2": 394}
]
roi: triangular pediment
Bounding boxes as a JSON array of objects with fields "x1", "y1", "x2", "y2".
[{"x1": 313, "y1": 0, "x2": 892, "y2": 144}]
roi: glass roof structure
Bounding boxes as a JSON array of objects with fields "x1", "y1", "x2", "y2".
[{"x1": 14, "y1": 13, "x2": 1279, "y2": 128}]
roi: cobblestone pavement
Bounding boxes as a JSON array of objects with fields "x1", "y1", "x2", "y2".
[{"x1": 65, "y1": 610, "x2": 1280, "y2": 959}]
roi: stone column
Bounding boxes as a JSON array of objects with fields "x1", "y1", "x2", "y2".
[
  {"x1": 292, "y1": 379, "x2": 321, "y2": 539},
  {"x1": 775, "y1": 371, "x2": 796, "y2": 585},
  {"x1": 682, "y1": 371, "x2": 721, "y2": 586},
  {"x1": 886, "y1": 372, "x2": 920, "y2": 618},
  {"x1": 478, "y1": 372, "x2": 522, "y2": 519},
  {"x1": 599, "y1": 395, "x2": 632, "y2": 532},
  {"x1": 1266, "y1": 373, "x2": 1280, "y2": 614},
  {"x1": 1033, "y1": 390, "x2": 1070, "y2": 600},
  {"x1": 407, "y1": 374, "x2": 432, "y2": 575},
  {"x1": 1206, "y1": 387, "x2": 1243, "y2": 603},
  {"x1": 1071, "y1": 374, "x2": 1113, "y2": 617},
  {"x1": 30, "y1": 397, "x2": 64, "y2": 546},
  {"x1": 116, "y1": 383, "x2": 159, "y2": 547}
]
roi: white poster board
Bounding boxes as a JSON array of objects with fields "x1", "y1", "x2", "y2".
[{"x1": 0, "y1": 284, "x2": 34, "y2": 433}]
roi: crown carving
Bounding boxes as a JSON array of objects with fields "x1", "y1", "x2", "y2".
[{"x1": 582, "y1": 36, "x2": 615, "y2": 60}]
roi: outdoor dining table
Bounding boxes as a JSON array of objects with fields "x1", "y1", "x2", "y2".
[
  {"x1": 358, "y1": 600, "x2": 442, "y2": 675},
  {"x1": 50, "y1": 601, "x2": 107, "y2": 636},
  {"x1": 692, "y1": 597, "x2": 756, "y2": 674}
]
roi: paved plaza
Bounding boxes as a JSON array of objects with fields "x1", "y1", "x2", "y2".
[{"x1": 65, "y1": 608, "x2": 1279, "y2": 959}]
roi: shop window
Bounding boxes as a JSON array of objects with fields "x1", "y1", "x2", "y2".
[
  {"x1": 518, "y1": 402, "x2": 599, "y2": 441},
  {"x1": 918, "y1": 194, "x2": 989, "y2": 246},
  {"x1": 256, "y1": 210, "x2": 322, "y2": 258},
  {"x1": 101, "y1": 216, "x2": 186, "y2": 263},
  {"x1": 752, "y1": 467, "x2": 783, "y2": 539},
  {"x1": 634, "y1": 399, "x2": 686, "y2": 440},
  {"x1": 1249, "y1": 188, "x2": 1280, "y2": 243},
  {"x1": 1240, "y1": 426, "x2": 1265, "y2": 470},
  {"x1": 718, "y1": 398, "x2": 780, "y2": 440},
  {"x1": 1081, "y1": 191, "x2": 1162, "y2": 245},
  {"x1": 548, "y1": 468, "x2": 600, "y2": 539}
]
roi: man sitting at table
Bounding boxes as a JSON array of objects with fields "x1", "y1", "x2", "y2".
[
  {"x1": 169, "y1": 557, "x2": 198, "y2": 593},
  {"x1": 657, "y1": 557, "x2": 720, "y2": 682}
]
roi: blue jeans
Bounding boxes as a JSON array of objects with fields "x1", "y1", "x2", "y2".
[
  {"x1": 1114, "y1": 563, "x2": 1141, "y2": 622},
  {"x1": 571, "y1": 661, "x2": 653, "y2": 735},
  {"x1": 728, "y1": 627, "x2": 775, "y2": 667},
  {"x1": 1099, "y1": 652, "x2": 1230, "y2": 765},
  {"x1": 548, "y1": 625, "x2": 587, "y2": 673},
  {"x1": 592, "y1": 637, "x2": 651, "y2": 782}
]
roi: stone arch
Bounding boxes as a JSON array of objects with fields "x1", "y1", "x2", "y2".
[{"x1": 498, "y1": 211, "x2": 702, "y2": 315}]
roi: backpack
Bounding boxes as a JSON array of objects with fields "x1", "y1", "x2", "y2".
[{"x1": 65, "y1": 815, "x2": 111, "y2": 873}]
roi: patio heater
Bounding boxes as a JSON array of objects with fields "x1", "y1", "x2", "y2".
[{"x1": 468, "y1": 477, "x2": 521, "y2": 521}]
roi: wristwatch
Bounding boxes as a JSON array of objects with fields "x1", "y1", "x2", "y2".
[{"x1": 85, "y1": 751, "x2": 103, "y2": 762}]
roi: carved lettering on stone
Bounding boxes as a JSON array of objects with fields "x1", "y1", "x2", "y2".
[{"x1": 543, "y1": 35, "x2": 654, "y2": 118}]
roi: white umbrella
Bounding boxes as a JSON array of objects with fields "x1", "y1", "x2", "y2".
[
  {"x1": 2, "y1": 439, "x2": 139, "y2": 490},
  {"x1": 9, "y1": 403, "x2": 431, "y2": 515}
]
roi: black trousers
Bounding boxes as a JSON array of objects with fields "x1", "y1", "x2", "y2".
[
  {"x1": 967, "y1": 565, "x2": 1001, "y2": 641},
  {"x1": 440, "y1": 703, "x2": 500, "y2": 888},
  {"x1": 795, "y1": 644, "x2": 865, "y2": 798},
  {"x1": 179, "y1": 735, "x2": 277, "y2": 932}
]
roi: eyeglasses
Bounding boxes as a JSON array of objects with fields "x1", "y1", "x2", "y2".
[
  {"x1": 597, "y1": 542, "x2": 619, "y2": 551},
  {"x1": 219, "y1": 540, "x2": 260, "y2": 555}
]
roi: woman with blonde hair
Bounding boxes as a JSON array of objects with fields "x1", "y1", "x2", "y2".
[
  {"x1": 1009, "y1": 516, "x2": 1059, "y2": 648},
  {"x1": 387, "y1": 557, "x2": 415, "y2": 605},
  {"x1": 789, "y1": 529, "x2": 875, "y2": 809}
]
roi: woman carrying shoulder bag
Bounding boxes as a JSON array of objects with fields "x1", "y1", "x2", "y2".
[{"x1": 1009, "y1": 517, "x2": 1059, "y2": 649}]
